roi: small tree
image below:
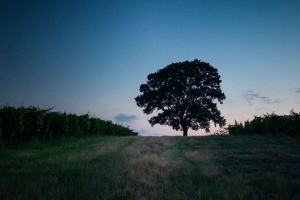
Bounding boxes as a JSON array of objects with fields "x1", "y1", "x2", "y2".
[{"x1": 135, "y1": 59, "x2": 226, "y2": 136}]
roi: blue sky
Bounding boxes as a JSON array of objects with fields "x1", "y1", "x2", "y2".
[{"x1": 1, "y1": 0, "x2": 300, "y2": 136}]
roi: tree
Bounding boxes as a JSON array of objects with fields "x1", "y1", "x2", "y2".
[{"x1": 135, "y1": 59, "x2": 226, "y2": 136}]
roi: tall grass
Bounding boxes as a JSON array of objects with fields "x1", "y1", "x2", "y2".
[
  {"x1": 1, "y1": 135, "x2": 300, "y2": 199},
  {"x1": 227, "y1": 110, "x2": 300, "y2": 136},
  {"x1": 0, "y1": 105, "x2": 137, "y2": 143}
]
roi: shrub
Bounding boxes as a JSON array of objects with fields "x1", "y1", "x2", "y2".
[
  {"x1": 0, "y1": 105, "x2": 138, "y2": 143},
  {"x1": 228, "y1": 110, "x2": 300, "y2": 136}
]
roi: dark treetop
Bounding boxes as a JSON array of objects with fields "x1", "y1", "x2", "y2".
[{"x1": 135, "y1": 59, "x2": 226, "y2": 136}]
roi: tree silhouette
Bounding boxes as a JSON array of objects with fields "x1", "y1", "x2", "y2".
[{"x1": 135, "y1": 59, "x2": 226, "y2": 136}]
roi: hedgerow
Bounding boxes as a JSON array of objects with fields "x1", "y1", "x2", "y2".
[
  {"x1": 0, "y1": 105, "x2": 138, "y2": 143},
  {"x1": 227, "y1": 110, "x2": 300, "y2": 136}
]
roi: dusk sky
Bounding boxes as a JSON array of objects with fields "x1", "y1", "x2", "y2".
[{"x1": 1, "y1": 0, "x2": 300, "y2": 136}]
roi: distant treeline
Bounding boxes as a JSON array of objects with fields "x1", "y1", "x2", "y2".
[
  {"x1": 227, "y1": 110, "x2": 300, "y2": 136},
  {"x1": 0, "y1": 105, "x2": 138, "y2": 143}
]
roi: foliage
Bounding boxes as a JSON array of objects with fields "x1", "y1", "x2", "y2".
[
  {"x1": 213, "y1": 128, "x2": 228, "y2": 135},
  {"x1": 0, "y1": 105, "x2": 138, "y2": 143},
  {"x1": 135, "y1": 59, "x2": 226, "y2": 136},
  {"x1": 227, "y1": 110, "x2": 300, "y2": 136}
]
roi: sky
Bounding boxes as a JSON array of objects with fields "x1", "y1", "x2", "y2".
[{"x1": 1, "y1": 0, "x2": 300, "y2": 136}]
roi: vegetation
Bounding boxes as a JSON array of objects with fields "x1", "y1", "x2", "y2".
[
  {"x1": 0, "y1": 105, "x2": 137, "y2": 144},
  {"x1": 0, "y1": 135, "x2": 299, "y2": 199},
  {"x1": 135, "y1": 59, "x2": 226, "y2": 136},
  {"x1": 227, "y1": 110, "x2": 300, "y2": 136},
  {"x1": 1, "y1": 101, "x2": 299, "y2": 199}
]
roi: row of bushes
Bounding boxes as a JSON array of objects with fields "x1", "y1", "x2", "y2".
[
  {"x1": 0, "y1": 105, "x2": 138, "y2": 143},
  {"x1": 227, "y1": 110, "x2": 300, "y2": 136}
]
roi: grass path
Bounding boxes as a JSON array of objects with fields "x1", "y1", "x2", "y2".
[{"x1": 1, "y1": 135, "x2": 300, "y2": 199}]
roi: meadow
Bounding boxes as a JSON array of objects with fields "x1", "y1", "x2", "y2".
[{"x1": 1, "y1": 135, "x2": 300, "y2": 199}]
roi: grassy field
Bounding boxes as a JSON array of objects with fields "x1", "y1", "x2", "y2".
[{"x1": 1, "y1": 135, "x2": 300, "y2": 200}]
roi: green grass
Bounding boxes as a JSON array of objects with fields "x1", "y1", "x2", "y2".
[{"x1": 1, "y1": 135, "x2": 300, "y2": 199}]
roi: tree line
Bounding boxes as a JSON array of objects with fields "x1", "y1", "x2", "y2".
[
  {"x1": 227, "y1": 110, "x2": 300, "y2": 136},
  {"x1": 0, "y1": 105, "x2": 138, "y2": 143}
]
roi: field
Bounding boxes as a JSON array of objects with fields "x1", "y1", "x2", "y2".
[{"x1": 1, "y1": 135, "x2": 300, "y2": 199}]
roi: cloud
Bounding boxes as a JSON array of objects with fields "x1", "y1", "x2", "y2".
[
  {"x1": 244, "y1": 90, "x2": 281, "y2": 106},
  {"x1": 291, "y1": 89, "x2": 300, "y2": 104},
  {"x1": 114, "y1": 114, "x2": 137, "y2": 124},
  {"x1": 293, "y1": 88, "x2": 300, "y2": 94},
  {"x1": 137, "y1": 129, "x2": 163, "y2": 136}
]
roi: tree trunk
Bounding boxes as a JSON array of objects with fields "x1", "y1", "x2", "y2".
[
  {"x1": 180, "y1": 117, "x2": 188, "y2": 136},
  {"x1": 183, "y1": 127, "x2": 188, "y2": 136}
]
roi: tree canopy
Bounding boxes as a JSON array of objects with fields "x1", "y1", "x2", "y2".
[{"x1": 135, "y1": 59, "x2": 226, "y2": 136}]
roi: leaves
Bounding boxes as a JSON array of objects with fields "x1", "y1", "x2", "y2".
[
  {"x1": 227, "y1": 110, "x2": 300, "y2": 136},
  {"x1": 135, "y1": 59, "x2": 226, "y2": 136},
  {"x1": 0, "y1": 105, "x2": 138, "y2": 143}
]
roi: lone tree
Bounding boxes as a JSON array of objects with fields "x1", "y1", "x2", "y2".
[{"x1": 135, "y1": 59, "x2": 226, "y2": 136}]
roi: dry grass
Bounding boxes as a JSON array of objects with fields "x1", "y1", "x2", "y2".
[
  {"x1": 1, "y1": 135, "x2": 300, "y2": 199},
  {"x1": 105, "y1": 137, "x2": 185, "y2": 199}
]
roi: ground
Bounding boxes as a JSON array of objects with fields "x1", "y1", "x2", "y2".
[{"x1": 1, "y1": 135, "x2": 300, "y2": 199}]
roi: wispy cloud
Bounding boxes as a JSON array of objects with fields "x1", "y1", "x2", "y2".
[
  {"x1": 137, "y1": 129, "x2": 162, "y2": 136},
  {"x1": 292, "y1": 88, "x2": 300, "y2": 94},
  {"x1": 244, "y1": 90, "x2": 281, "y2": 106},
  {"x1": 114, "y1": 114, "x2": 137, "y2": 124}
]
